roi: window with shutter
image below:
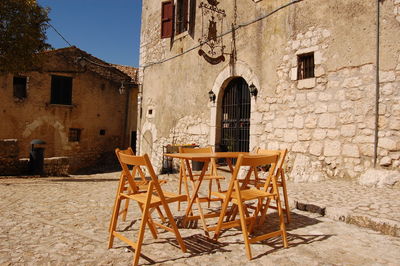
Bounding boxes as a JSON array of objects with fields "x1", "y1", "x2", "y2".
[{"x1": 161, "y1": 1, "x2": 174, "y2": 38}]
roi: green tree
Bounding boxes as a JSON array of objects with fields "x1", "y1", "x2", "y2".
[{"x1": 0, "y1": 0, "x2": 51, "y2": 73}]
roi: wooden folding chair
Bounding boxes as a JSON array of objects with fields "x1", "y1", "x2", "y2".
[
  {"x1": 253, "y1": 148, "x2": 290, "y2": 223},
  {"x1": 177, "y1": 146, "x2": 225, "y2": 210},
  {"x1": 212, "y1": 154, "x2": 288, "y2": 260},
  {"x1": 108, "y1": 152, "x2": 187, "y2": 266},
  {"x1": 108, "y1": 148, "x2": 166, "y2": 233}
]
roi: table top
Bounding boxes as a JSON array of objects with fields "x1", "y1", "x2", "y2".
[{"x1": 165, "y1": 152, "x2": 251, "y2": 160}]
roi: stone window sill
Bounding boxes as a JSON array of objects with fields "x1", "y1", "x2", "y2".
[
  {"x1": 47, "y1": 103, "x2": 75, "y2": 108},
  {"x1": 297, "y1": 77, "x2": 316, "y2": 90}
]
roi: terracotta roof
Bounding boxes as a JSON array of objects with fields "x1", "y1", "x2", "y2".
[
  {"x1": 112, "y1": 64, "x2": 138, "y2": 83},
  {"x1": 40, "y1": 46, "x2": 133, "y2": 83}
]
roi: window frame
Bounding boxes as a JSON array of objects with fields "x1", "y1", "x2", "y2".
[
  {"x1": 50, "y1": 75, "x2": 73, "y2": 105},
  {"x1": 13, "y1": 76, "x2": 27, "y2": 99},
  {"x1": 297, "y1": 52, "x2": 315, "y2": 80},
  {"x1": 68, "y1": 128, "x2": 82, "y2": 142}
]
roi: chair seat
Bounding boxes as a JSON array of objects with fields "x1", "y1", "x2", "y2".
[
  {"x1": 212, "y1": 188, "x2": 275, "y2": 202},
  {"x1": 123, "y1": 191, "x2": 187, "y2": 207}
]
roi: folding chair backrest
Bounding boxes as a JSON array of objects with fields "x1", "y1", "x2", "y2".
[
  {"x1": 179, "y1": 146, "x2": 212, "y2": 153},
  {"x1": 229, "y1": 154, "x2": 279, "y2": 192},
  {"x1": 256, "y1": 148, "x2": 287, "y2": 177},
  {"x1": 117, "y1": 152, "x2": 167, "y2": 202},
  {"x1": 116, "y1": 148, "x2": 148, "y2": 194}
]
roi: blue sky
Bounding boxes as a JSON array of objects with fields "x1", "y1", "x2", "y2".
[{"x1": 37, "y1": 0, "x2": 142, "y2": 67}]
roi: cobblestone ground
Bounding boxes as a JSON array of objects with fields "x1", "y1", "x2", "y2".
[{"x1": 1, "y1": 172, "x2": 400, "y2": 265}]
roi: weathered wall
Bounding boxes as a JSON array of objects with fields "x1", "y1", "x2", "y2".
[
  {"x1": 139, "y1": 0, "x2": 400, "y2": 179},
  {"x1": 0, "y1": 48, "x2": 134, "y2": 173}
]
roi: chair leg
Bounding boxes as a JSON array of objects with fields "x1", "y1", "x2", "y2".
[
  {"x1": 108, "y1": 195, "x2": 122, "y2": 248},
  {"x1": 178, "y1": 163, "x2": 184, "y2": 211},
  {"x1": 280, "y1": 171, "x2": 291, "y2": 223},
  {"x1": 155, "y1": 207, "x2": 166, "y2": 223},
  {"x1": 138, "y1": 202, "x2": 158, "y2": 239},
  {"x1": 163, "y1": 201, "x2": 187, "y2": 253},
  {"x1": 208, "y1": 179, "x2": 212, "y2": 208},
  {"x1": 132, "y1": 188, "x2": 153, "y2": 266},
  {"x1": 122, "y1": 197, "x2": 131, "y2": 221},
  {"x1": 234, "y1": 181, "x2": 252, "y2": 260}
]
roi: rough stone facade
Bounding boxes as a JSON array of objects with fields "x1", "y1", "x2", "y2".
[
  {"x1": 139, "y1": 0, "x2": 400, "y2": 180},
  {"x1": 0, "y1": 47, "x2": 138, "y2": 174}
]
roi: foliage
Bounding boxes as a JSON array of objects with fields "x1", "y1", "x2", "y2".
[{"x1": 0, "y1": 0, "x2": 51, "y2": 73}]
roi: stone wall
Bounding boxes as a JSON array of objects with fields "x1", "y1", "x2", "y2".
[
  {"x1": 0, "y1": 47, "x2": 135, "y2": 174},
  {"x1": 0, "y1": 139, "x2": 70, "y2": 176},
  {"x1": 139, "y1": 0, "x2": 400, "y2": 179},
  {"x1": 250, "y1": 26, "x2": 400, "y2": 181}
]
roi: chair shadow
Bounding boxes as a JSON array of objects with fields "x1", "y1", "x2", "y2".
[{"x1": 116, "y1": 233, "x2": 230, "y2": 265}]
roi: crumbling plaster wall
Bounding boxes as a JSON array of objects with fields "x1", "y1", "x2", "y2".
[{"x1": 139, "y1": 0, "x2": 400, "y2": 177}]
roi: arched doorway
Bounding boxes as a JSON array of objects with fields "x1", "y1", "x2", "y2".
[{"x1": 220, "y1": 77, "x2": 250, "y2": 152}]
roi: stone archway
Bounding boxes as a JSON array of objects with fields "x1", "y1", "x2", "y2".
[{"x1": 209, "y1": 61, "x2": 260, "y2": 150}]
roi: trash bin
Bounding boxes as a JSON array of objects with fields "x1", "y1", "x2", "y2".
[
  {"x1": 192, "y1": 160, "x2": 204, "y2": 171},
  {"x1": 29, "y1": 139, "x2": 46, "y2": 175}
]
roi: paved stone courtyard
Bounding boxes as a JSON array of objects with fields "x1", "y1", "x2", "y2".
[{"x1": 1, "y1": 172, "x2": 400, "y2": 265}]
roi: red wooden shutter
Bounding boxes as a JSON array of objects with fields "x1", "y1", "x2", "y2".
[{"x1": 161, "y1": 1, "x2": 174, "y2": 38}]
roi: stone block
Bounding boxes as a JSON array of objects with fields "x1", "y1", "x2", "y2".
[
  {"x1": 379, "y1": 138, "x2": 398, "y2": 151},
  {"x1": 389, "y1": 118, "x2": 400, "y2": 130},
  {"x1": 359, "y1": 169, "x2": 400, "y2": 187},
  {"x1": 289, "y1": 154, "x2": 326, "y2": 182},
  {"x1": 305, "y1": 114, "x2": 318, "y2": 129},
  {"x1": 380, "y1": 156, "x2": 392, "y2": 166},
  {"x1": 314, "y1": 103, "x2": 328, "y2": 114},
  {"x1": 273, "y1": 117, "x2": 288, "y2": 129},
  {"x1": 309, "y1": 142, "x2": 323, "y2": 156},
  {"x1": 380, "y1": 71, "x2": 396, "y2": 82},
  {"x1": 313, "y1": 129, "x2": 327, "y2": 140},
  {"x1": 342, "y1": 144, "x2": 360, "y2": 158},
  {"x1": 292, "y1": 142, "x2": 308, "y2": 153},
  {"x1": 283, "y1": 130, "x2": 298, "y2": 143},
  {"x1": 307, "y1": 92, "x2": 318, "y2": 101},
  {"x1": 341, "y1": 124, "x2": 356, "y2": 137},
  {"x1": 354, "y1": 135, "x2": 375, "y2": 144},
  {"x1": 324, "y1": 140, "x2": 341, "y2": 156},
  {"x1": 298, "y1": 129, "x2": 312, "y2": 141},
  {"x1": 346, "y1": 88, "x2": 363, "y2": 101},
  {"x1": 327, "y1": 130, "x2": 340, "y2": 139},
  {"x1": 342, "y1": 77, "x2": 362, "y2": 88},
  {"x1": 290, "y1": 68, "x2": 297, "y2": 80},
  {"x1": 251, "y1": 111, "x2": 263, "y2": 124},
  {"x1": 314, "y1": 51, "x2": 323, "y2": 65},
  {"x1": 0, "y1": 139, "x2": 19, "y2": 159},
  {"x1": 381, "y1": 83, "x2": 394, "y2": 96},
  {"x1": 293, "y1": 115, "x2": 304, "y2": 128},
  {"x1": 298, "y1": 78, "x2": 316, "y2": 89},
  {"x1": 318, "y1": 113, "x2": 337, "y2": 128},
  {"x1": 315, "y1": 66, "x2": 325, "y2": 77}
]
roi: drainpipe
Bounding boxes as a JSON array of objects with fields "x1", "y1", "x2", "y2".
[{"x1": 374, "y1": 0, "x2": 381, "y2": 168}]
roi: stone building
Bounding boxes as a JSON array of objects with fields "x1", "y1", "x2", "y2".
[
  {"x1": 0, "y1": 46, "x2": 139, "y2": 174},
  {"x1": 138, "y1": 0, "x2": 400, "y2": 181}
]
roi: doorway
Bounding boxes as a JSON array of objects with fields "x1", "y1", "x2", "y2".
[{"x1": 220, "y1": 77, "x2": 250, "y2": 152}]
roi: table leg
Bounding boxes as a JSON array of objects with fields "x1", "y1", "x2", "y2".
[{"x1": 183, "y1": 160, "x2": 210, "y2": 233}]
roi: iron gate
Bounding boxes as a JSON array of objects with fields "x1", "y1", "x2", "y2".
[{"x1": 221, "y1": 77, "x2": 250, "y2": 152}]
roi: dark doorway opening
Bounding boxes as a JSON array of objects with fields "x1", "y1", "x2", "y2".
[
  {"x1": 220, "y1": 77, "x2": 250, "y2": 153},
  {"x1": 131, "y1": 131, "x2": 137, "y2": 154}
]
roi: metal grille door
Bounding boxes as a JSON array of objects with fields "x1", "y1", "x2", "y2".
[{"x1": 221, "y1": 78, "x2": 250, "y2": 152}]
